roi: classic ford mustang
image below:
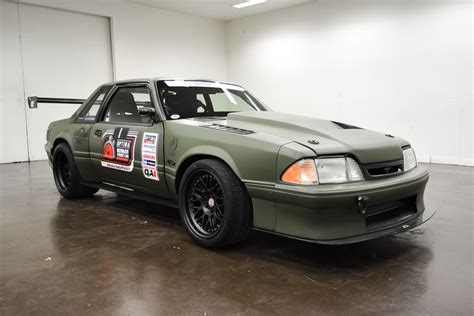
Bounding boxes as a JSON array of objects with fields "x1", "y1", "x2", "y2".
[{"x1": 42, "y1": 78, "x2": 434, "y2": 248}]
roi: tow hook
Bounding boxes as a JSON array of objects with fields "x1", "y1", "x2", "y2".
[{"x1": 358, "y1": 195, "x2": 369, "y2": 215}]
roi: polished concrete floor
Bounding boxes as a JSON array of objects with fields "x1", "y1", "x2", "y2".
[{"x1": 0, "y1": 161, "x2": 472, "y2": 315}]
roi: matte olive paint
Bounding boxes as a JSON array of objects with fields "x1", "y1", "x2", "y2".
[
  {"x1": 227, "y1": 112, "x2": 409, "y2": 164},
  {"x1": 273, "y1": 167, "x2": 428, "y2": 240},
  {"x1": 45, "y1": 78, "x2": 432, "y2": 243},
  {"x1": 88, "y1": 122, "x2": 169, "y2": 198}
]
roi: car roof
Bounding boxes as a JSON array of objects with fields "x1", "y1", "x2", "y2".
[{"x1": 102, "y1": 77, "x2": 244, "y2": 89}]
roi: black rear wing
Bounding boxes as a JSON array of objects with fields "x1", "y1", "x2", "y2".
[{"x1": 27, "y1": 96, "x2": 86, "y2": 109}]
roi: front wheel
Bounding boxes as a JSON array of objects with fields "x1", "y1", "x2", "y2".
[
  {"x1": 52, "y1": 142, "x2": 99, "y2": 198},
  {"x1": 178, "y1": 159, "x2": 252, "y2": 248}
]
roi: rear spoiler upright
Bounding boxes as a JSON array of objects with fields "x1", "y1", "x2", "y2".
[{"x1": 27, "y1": 96, "x2": 86, "y2": 109}]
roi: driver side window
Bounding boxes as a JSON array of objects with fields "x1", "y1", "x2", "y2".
[{"x1": 103, "y1": 86, "x2": 154, "y2": 124}]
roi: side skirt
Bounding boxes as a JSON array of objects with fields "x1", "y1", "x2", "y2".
[{"x1": 82, "y1": 181, "x2": 179, "y2": 208}]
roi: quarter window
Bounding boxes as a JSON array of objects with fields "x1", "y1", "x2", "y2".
[{"x1": 76, "y1": 86, "x2": 111, "y2": 122}]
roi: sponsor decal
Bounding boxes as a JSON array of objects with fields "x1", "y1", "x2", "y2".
[
  {"x1": 101, "y1": 127, "x2": 138, "y2": 172},
  {"x1": 142, "y1": 132, "x2": 159, "y2": 181},
  {"x1": 73, "y1": 127, "x2": 89, "y2": 144}
]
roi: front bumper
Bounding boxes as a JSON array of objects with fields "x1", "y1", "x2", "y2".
[
  {"x1": 255, "y1": 207, "x2": 435, "y2": 245},
  {"x1": 248, "y1": 166, "x2": 434, "y2": 244}
]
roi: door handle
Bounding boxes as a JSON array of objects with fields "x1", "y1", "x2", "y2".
[{"x1": 94, "y1": 129, "x2": 102, "y2": 137}]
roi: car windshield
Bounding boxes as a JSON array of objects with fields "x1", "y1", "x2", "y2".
[{"x1": 157, "y1": 80, "x2": 266, "y2": 120}]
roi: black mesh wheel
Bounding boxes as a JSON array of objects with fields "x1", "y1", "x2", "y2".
[
  {"x1": 185, "y1": 171, "x2": 225, "y2": 238},
  {"x1": 178, "y1": 159, "x2": 252, "y2": 248},
  {"x1": 52, "y1": 142, "x2": 98, "y2": 198}
]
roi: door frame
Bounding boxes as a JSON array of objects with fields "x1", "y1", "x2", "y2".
[{"x1": 88, "y1": 81, "x2": 170, "y2": 197}]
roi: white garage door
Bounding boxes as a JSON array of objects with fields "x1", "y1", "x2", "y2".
[{"x1": 19, "y1": 4, "x2": 113, "y2": 160}]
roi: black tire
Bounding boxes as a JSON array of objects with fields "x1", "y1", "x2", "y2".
[
  {"x1": 52, "y1": 142, "x2": 99, "y2": 198},
  {"x1": 178, "y1": 159, "x2": 252, "y2": 248}
]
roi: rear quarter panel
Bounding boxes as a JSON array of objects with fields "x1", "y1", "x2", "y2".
[{"x1": 46, "y1": 118, "x2": 99, "y2": 182}]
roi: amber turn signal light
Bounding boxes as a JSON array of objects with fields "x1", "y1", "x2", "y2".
[{"x1": 281, "y1": 159, "x2": 319, "y2": 185}]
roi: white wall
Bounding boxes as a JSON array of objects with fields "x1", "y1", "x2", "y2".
[
  {"x1": 20, "y1": 0, "x2": 228, "y2": 81},
  {"x1": 1, "y1": 1, "x2": 227, "y2": 163},
  {"x1": 19, "y1": 4, "x2": 114, "y2": 161},
  {"x1": 2, "y1": 0, "x2": 472, "y2": 166},
  {"x1": 227, "y1": 0, "x2": 473, "y2": 166},
  {"x1": 0, "y1": 2, "x2": 29, "y2": 163}
]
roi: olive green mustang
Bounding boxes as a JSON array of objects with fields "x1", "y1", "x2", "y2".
[{"x1": 43, "y1": 78, "x2": 434, "y2": 248}]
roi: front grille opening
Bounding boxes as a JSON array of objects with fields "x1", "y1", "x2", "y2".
[
  {"x1": 366, "y1": 196, "x2": 417, "y2": 229},
  {"x1": 367, "y1": 165, "x2": 402, "y2": 177}
]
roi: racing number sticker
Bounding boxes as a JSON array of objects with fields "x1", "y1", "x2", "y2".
[{"x1": 142, "y1": 132, "x2": 159, "y2": 181}]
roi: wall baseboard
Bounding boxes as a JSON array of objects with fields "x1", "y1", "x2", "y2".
[{"x1": 417, "y1": 155, "x2": 473, "y2": 167}]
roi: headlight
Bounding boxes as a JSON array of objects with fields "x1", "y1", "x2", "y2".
[
  {"x1": 403, "y1": 147, "x2": 417, "y2": 171},
  {"x1": 281, "y1": 157, "x2": 365, "y2": 185},
  {"x1": 316, "y1": 157, "x2": 365, "y2": 184}
]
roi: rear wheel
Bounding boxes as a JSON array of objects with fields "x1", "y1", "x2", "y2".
[
  {"x1": 53, "y1": 142, "x2": 98, "y2": 198},
  {"x1": 178, "y1": 159, "x2": 252, "y2": 248}
]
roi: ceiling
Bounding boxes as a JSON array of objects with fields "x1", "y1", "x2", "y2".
[{"x1": 130, "y1": 0, "x2": 312, "y2": 21}]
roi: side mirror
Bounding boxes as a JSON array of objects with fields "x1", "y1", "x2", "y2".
[{"x1": 138, "y1": 107, "x2": 160, "y2": 122}]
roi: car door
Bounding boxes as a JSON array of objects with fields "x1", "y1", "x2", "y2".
[{"x1": 89, "y1": 83, "x2": 169, "y2": 198}]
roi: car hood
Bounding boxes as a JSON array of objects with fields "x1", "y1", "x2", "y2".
[{"x1": 226, "y1": 112, "x2": 409, "y2": 164}]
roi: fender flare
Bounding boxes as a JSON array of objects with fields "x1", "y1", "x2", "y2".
[{"x1": 177, "y1": 145, "x2": 242, "y2": 178}]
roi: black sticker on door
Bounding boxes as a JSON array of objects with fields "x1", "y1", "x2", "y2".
[{"x1": 101, "y1": 127, "x2": 138, "y2": 172}]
